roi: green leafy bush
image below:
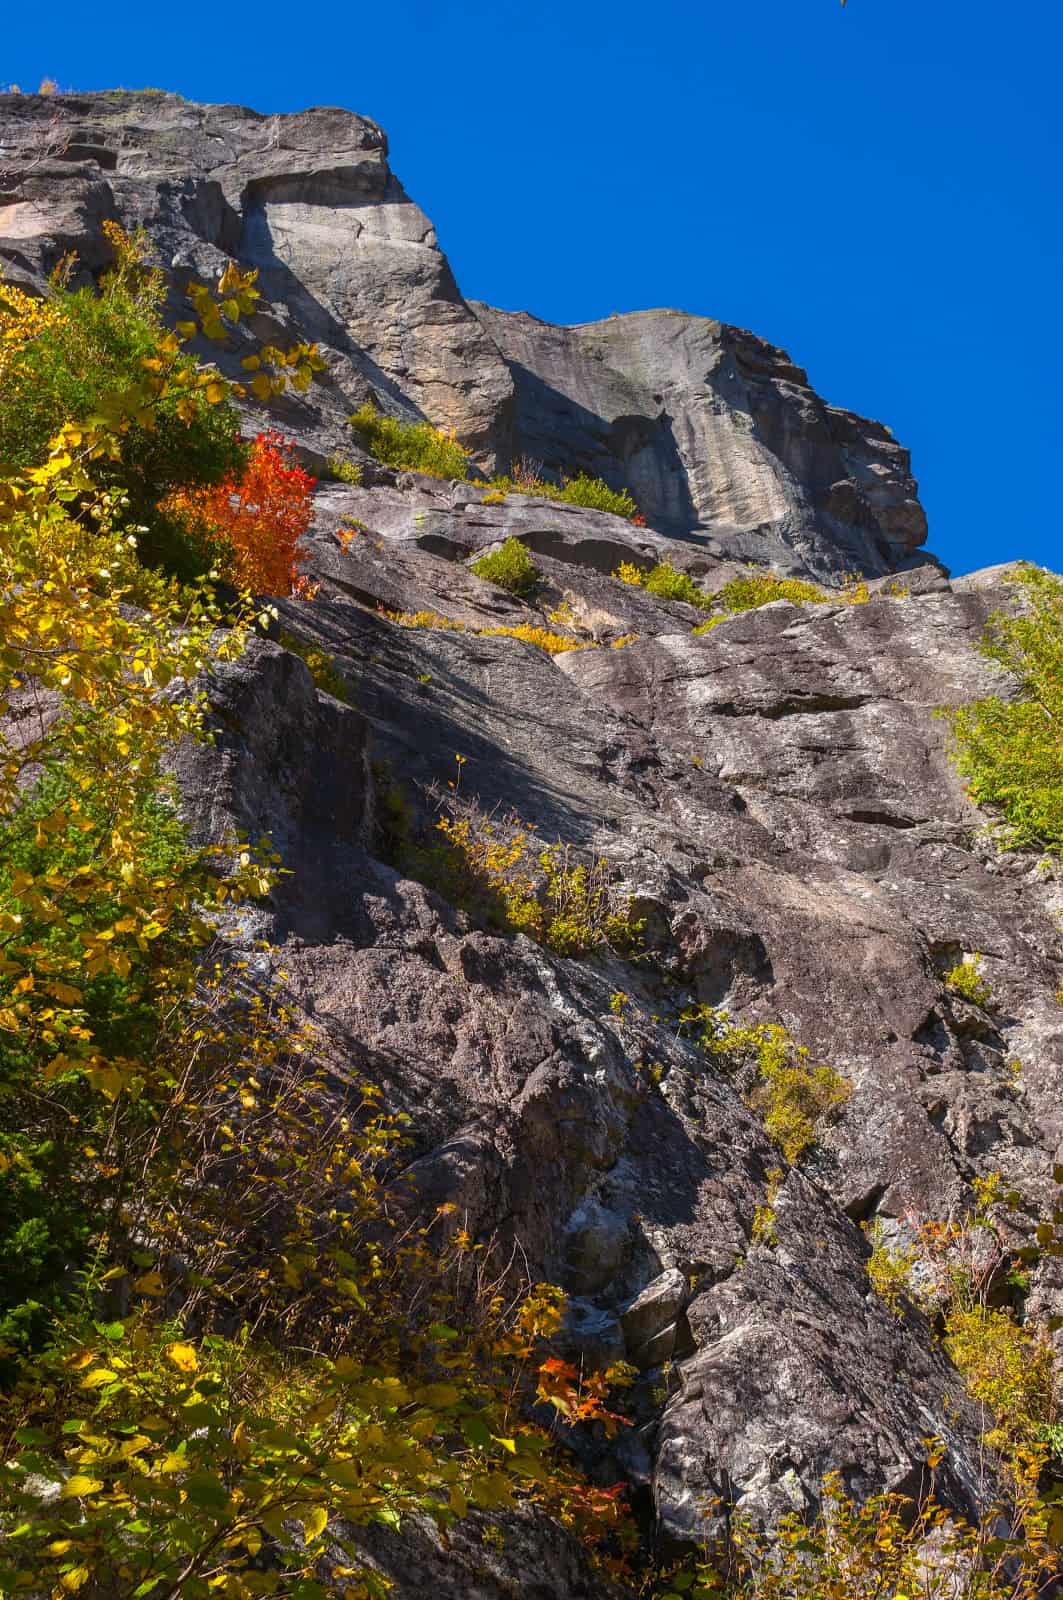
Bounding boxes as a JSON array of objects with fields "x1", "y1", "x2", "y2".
[
  {"x1": 555, "y1": 472, "x2": 638, "y2": 519},
  {"x1": 348, "y1": 402, "x2": 471, "y2": 480},
  {"x1": 402, "y1": 795, "x2": 643, "y2": 958},
  {"x1": 0, "y1": 245, "x2": 247, "y2": 579},
  {"x1": 644, "y1": 562, "x2": 714, "y2": 608},
  {"x1": 478, "y1": 460, "x2": 641, "y2": 521},
  {"x1": 470, "y1": 537, "x2": 540, "y2": 597},
  {"x1": 616, "y1": 559, "x2": 714, "y2": 609},
  {"x1": 944, "y1": 955, "x2": 995, "y2": 1008},
  {"x1": 692, "y1": 569, "x2": 871, "y2": 632},
  {"x1": 940, "y1": 563, "x2": 1063, "y2": 853},
  {"x1": 326, "y1": 454, "x2": 363, "y2": 484}
]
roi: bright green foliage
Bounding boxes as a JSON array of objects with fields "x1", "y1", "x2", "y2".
[
  {"x1": 615, "y1": 560, "x2": 714, "y2": 609},
  {"x1": 692, "y1": 569, "x2": 874, "y2": 633},
  {"x1": 683, "y1": 1006, "x2": 850, "y2": 1164},
  {"x1": 0, "y1": 241, "x2": 247, "y2": 579},
  {"x1": 941, "y1": 563, "x2": 1063, "y2": 853},
  {"x1": 348, "y1": 402, "x2": 471, "y2": 480},
  {"x1": 862, "y1": 1221, "x2": 918, "y2": 1317},
  {"x1": 480, "y1": 463, "x2": 641, "y2": 521},
  {"x1": 944, "y1": 955, "x2": 995, "y2": 1007},
  {"x1": 644, "y1": 563, "x2": 713, "y2": 608},
  {"x1": 751, "y1": 1168, "x2": 782, "y2": 1248},
  {"x1": 714, "y1": 572, "x2": 830, "y2": 611},
  {"x1": 470, "y1": 537, "x2": 540, "y2": 597},
  {"x1": 945, "y1": 1304, "x2": 1057, "y2": 1461},
  {"x1": 327, "y1": 454, "x2": 364, "y2": 484},
  {"x1": 554, "y1": 473, "x2": 638, "y2": 519}
]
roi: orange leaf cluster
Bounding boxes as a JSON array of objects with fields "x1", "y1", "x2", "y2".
[{"x1": 165, "y1": 430, "x2": 315, "y2": 596}]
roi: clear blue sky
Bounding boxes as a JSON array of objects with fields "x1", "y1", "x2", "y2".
[{"x1": 5, "y1": 1, "x2": 1061, "y2": 575}]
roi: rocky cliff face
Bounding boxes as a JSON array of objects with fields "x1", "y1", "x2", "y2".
[
  {"x1": 2, "y1": 91, "x2": 925, "y2": 580},
  {"x1": 4, "y1": 90, "x2": 1062, "y2": 1600}
]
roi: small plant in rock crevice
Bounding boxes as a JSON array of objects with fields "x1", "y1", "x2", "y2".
[
  {"x1": 469, "y1": 537, "x2": 541, "y2": 597},
  {"x1": 477, "y1": 459, "x2": 641, "y2": 521},
  {"x1": 681, "y1": 1005, "x2": 851, "y2": 1164},
  {"x1": 326, "y1": 453, "x2": 363, "y2": 484},
  {"x1": 399, "y1": 791, "x2": 643, "y2": 959},
  {"x1": 276, "y1": 630, "x2": 355, "y2": 704},
  {"x1": 944, "y1": 954, "x2": 995, "y2": 1008},
  {"x1": 615, "y1": 560, "x2": 714, "y2": 610},
  {"x1": 382, "y1": 608, "x2": 598, "y2": 656}
]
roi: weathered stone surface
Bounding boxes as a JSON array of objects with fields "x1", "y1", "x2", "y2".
[
  {"x1": 474, "y1": 303, "x2": 930, "y2": 577},
  {"x1": 0, "y1": 91, "x2": 513, "y2": 463},
  {"x1": 164, "y1": 561, "x2": 1060, "y2": 1559},
  {"x1": 2, "y1": 89, "x2": 935, "y2": 578},
  {"x1": 8, "y1": 86, "x2": 1063, "y2": 1597}
]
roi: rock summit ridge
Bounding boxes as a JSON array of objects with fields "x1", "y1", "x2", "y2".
[{"x1": 3, "y1": 89, "x2": 927, "y2": 580}]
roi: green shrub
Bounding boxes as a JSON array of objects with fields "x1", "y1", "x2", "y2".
[
  {"x1": 716, "y1": 572, "x2": 830, "y2": 611},
  {"x1": 683, "y1": 1005, "x2": 850, "y2": 1164},
  {"x1": 614, "y1": 559, "x2": 714, "y2": 609},
  {"x1": 326, "y1": 454, "x2": 363, "y2": 485},
  {"x1": 470, "y1": 537, "x2": 540, "y2": 597},
  {"x1": 277, "y1": 630, "x2": 355, "y2": 704},
  {"x1": 478, "y1": 463, "x2": 641, "y2": 521},
  {"x1": 944, "y1": 955, "x2": 994, "y2": 1008},
  {"x1": 347, "y1": 402, "x2": 471, "y2": 480},
  {"x1": 0, "y1": 772, "x2": 197, "y2": 1369},
  {"x1": 556, "y1": 473, "x2": 638, "y2": 519},
  {"x1": 940, "y1": 563, "x2": 1063, "y2": 853},
  {"x1": 692, "y1": 569, "x2": 874, "y2": 633},
  {"x1": 644, "y1": 562, "x2": 713, "y2": 608},
  {"x1": 0, "y1": 249, "x2": 247, "y2": 580},
  {"x1": 403, "y1": 798, "x2": 643, "y2": 958}
]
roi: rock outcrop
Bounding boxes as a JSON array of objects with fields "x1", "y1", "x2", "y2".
[
  {"x1": 3, "y1": 90, "x2": 926, "y2": 579},
  {"x1": 4, "y1": 88, "x2": 1062, "y2": 1600}
]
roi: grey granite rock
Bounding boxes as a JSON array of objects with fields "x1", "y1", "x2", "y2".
[
  {"x1": 7, "y1": 86, "x2": 1062, "y2": 1598},
  {"x1": 2, "y1": 89, "x2": 934, "y2": 579}
]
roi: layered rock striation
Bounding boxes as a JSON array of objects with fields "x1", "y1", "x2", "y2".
[
  {"x1": 4, "y1": 88, "x2": 1062, "y2": 1600},
  {"x1": 3, "y1": 90, "x2": 925, "y2": 579}
]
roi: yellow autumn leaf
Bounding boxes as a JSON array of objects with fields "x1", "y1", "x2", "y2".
[
  {"x1": 166, "y1": 1341, "x2": 199, "y2": 1373},
  {"x1": 303, "y1": 1506, "x2": 329, "y2": 1542},
  {"x1": 61, "y1": 1475, "x2": 104, "y2": 1498},
  {"x1": 80, "y1": 1367, "x2": 118, "y2": 1388}
]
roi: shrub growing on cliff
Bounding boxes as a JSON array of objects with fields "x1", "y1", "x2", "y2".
[
  {"x1": 404, "y1": 793, "x2": 643, "y2": 957},
  {"x1": 615, "y1": 560, "x2": 714, "y2": 609},
  {"x1": 683, "y1": 1006, "x2": 850, "y2": 1164},
  {"x1": 941, "y1": 563, "x2": 1063, "y2": 854},
  {"x1": 470, "y1": 536, "x2": 540, "y2": 597},
  {"x1": 0, "y1": 229, "x2": 248, "y2": 578},
  {"x1": 348, "y1": 401, "x2": 471, "y2": 479},
  {"x1": 944, "y1": 954, "x2": 995, "y2": 1008},
  {"x1": 481, "y1": 459, "x2": 641, "y2": 521},
  {"x1": 163, "y1": 429, "x2": 316, "y2": 596}
]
